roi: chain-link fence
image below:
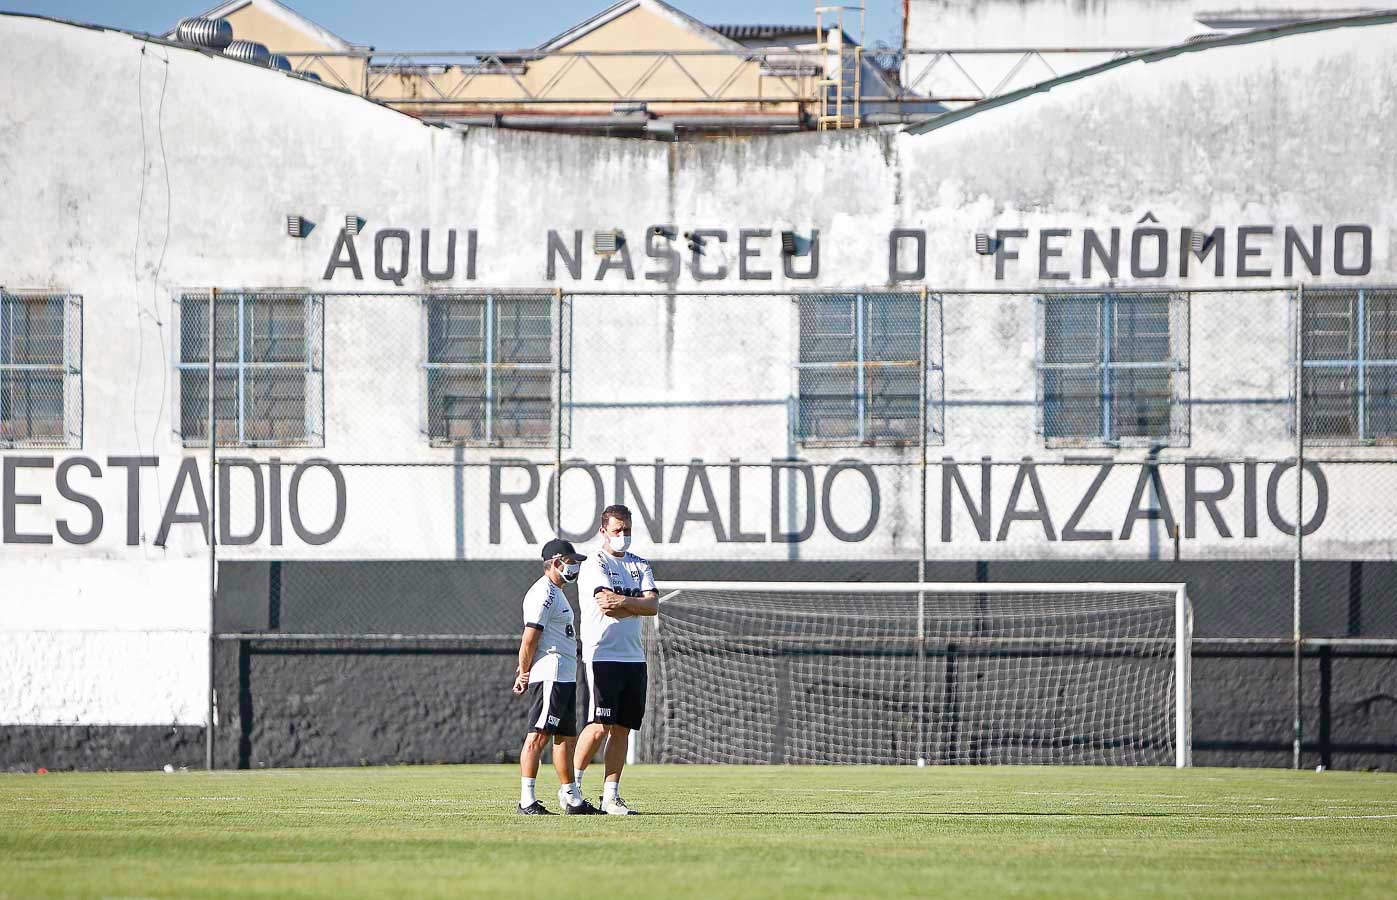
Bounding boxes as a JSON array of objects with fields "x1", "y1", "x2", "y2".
[
  {"x1": 0, "y1": 291, "x2": 82, "y2": 449},
  {"x1": 188, "y1": 287, "x2": 1397, "y2": 769}
]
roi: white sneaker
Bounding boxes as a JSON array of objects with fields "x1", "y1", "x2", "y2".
[{"x1": 601, "y1": 795, "x2": 637, "y2": 816}]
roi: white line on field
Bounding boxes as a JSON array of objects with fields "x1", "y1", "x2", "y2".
[
  {"x1": 1015, "y1": 791, "x2": 1189, "y2": 799},
  {"x1": 1288, "y1": 814, "x2": 1397, "y2": 821},
  {"x1": 902, "y1": 813, "x2": 1397, "y2": 821},
  {"x1": 1215, "y1": 796, "x2": 1397, "y2": 805}
]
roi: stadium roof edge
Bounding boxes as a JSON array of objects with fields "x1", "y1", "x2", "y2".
[{"x1": 903, "y1": 9, "x2": 1397, "y2": 136}]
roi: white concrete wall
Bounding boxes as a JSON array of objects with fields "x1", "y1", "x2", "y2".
[
  {"x1": 1, "y1": 14, "x2": 1395, "y2": 724},
  {"x1": 902, "y1": 1, "x2": 1380, "y2": 105},
  {"x1": 906, "y1": 0, "x2": 1376, "y2": 47}
]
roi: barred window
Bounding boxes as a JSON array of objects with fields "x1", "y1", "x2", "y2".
[
  {"x1": 1038, "y1": 293, "x2": 1189, "y2": 445},
  {"x1": 1302, "y1": 288, "x2": 1397, "y2": 442},
  {"x1": 423, "y1": 294, "x2": 559, "y2": 446},
  {"x1": 795, "y1": 293, "x2": 942, "y2": 446},
  {"x1": 0, "y1": 292, "x2": 82, "y2": 448},
  {"x1": 176, "y1": 292, "x2": 324, "y2": 446}
]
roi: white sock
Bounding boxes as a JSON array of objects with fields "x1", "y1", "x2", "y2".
[
  {"x1": 559, "y1": 783, "x2": 582, "y2": 807},
  {"x1": 603, "y1": 780, "x2": 620, "y2": 803},
  {"x1": 573, "y1": 770, "x2": 585, "y2": 797},
  {"x1": 520, "y1": 777, "x2": 536, "y2": 808}
]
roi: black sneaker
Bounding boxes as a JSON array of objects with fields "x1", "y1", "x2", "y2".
[
  {"x1": 517, "y1": 801, "x2": 555, "y2": 815},
  {"x1": 562, "y1": 797, "x2": 603, "y2": 815}
]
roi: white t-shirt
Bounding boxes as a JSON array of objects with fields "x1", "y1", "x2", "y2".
[
  {"x1": 521, "y1": 575, "x2": 577, "y2": 683},
  {"x1": 577, "y1": 549, "x2": 656, "y2": 663}
]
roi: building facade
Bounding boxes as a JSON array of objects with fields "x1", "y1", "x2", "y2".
[{"x1": 2, "y1": 11, "x2": 1395, "y2": 770}]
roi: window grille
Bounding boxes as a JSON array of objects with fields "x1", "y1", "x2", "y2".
[
  {"x1": 1302, "y1": 288, "x2": 1397, "y2": 442},
  {"x1": 1037, "y1": 293, "x2": 1189, "y2": 446},
  {"x1": 176, "y1": 292, "x2": 324, "y2": 447},
  {"x1": 0, "y1": 292, "x2": 82, "y2": 448},
  {"x1": 795, "y1": 292, "x2": 941, "y2": 446},
  {"x1": 422, "y1": 293, "x2": 560, "y2": 446}
]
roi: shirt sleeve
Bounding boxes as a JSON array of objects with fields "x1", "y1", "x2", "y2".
[
  {"x1": 638, "y1": 559, "x2": 657, "y2": 593},
  {"x1": 522, "y1": 581, "x2": 550, "y2": 629}
]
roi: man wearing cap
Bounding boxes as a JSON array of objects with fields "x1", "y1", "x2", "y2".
[{"x1": 511, "y1": 538, "x2": 601, "y2": 815}]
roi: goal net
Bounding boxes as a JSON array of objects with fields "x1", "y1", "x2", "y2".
[{"x1": 646, "y1": 582, "x2": 1191, "y2": 767}]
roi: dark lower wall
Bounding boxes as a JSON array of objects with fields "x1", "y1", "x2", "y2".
[
  {"x1": 1192, "y1": 648, "x2": 1397, "y2": 770},
  {"x1": 213, "y1": 638, "x2": 530, "y2": 769},
  {"x1": 1, "y1": 726, "x2": 204, "y2": 773}
]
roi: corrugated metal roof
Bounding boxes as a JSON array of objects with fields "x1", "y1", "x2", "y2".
[{"x1": 713, "y1": 24, "x2": 817, "y2": 41}]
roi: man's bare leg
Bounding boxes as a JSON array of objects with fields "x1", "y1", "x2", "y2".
[
  {"x1": 520, "y1": 730, "x2": 548, "y2": 778},
  {"x1": 603, "y1": 725, "x2": 629, "y2": 781},
  {"x1": 599, "y1": 725, "x2": 636, "y2": 814},
  {"x1": 552, "y1": 735, "x2": 576, "y2": 785},
  {"x1": 518, "y1": 731, "x2": 549, "y2": 809},
  {"x1": 573, "y1": 722, "x2": 606, "y2": 796},
  {"x1": 553, "y1": 736, "x2": 585, "y2": 810}
]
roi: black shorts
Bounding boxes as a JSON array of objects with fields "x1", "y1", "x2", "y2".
[
  {"x1": 586, "y1": 661, "x2": 647, "y2": 731},
  {"x1": 527, "y1": 681, "x2": 577, "y2": 736}
]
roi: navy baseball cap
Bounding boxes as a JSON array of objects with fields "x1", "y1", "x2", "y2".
[{"x1": 541, "y1": 538, "x2": 585, "y2": 563}]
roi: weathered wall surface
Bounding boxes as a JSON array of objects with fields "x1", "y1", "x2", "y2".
[
  {"x1": 2, "y1": 14, "x2": 1395, "y2": 769},
  {"x1": 905, "y1": 0, "x2": 1376, "y2": 46},
  {"x1": 902, "y1": 2, "x2": 1385, "y2": 106}
]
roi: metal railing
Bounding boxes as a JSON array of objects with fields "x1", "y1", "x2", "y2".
[{"x1": 276, "y1": 46, "x2": 1149, "y2": 120}]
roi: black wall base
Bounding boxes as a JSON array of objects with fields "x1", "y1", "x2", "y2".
[{"x1": 1, "y1": 725, "x2": 204, "y2": 773}]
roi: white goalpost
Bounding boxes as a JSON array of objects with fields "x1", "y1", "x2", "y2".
[{"x1": 643, "y1": 582, "x2": 1191, "y2": 768}]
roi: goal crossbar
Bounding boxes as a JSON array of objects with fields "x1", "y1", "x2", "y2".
[
  {"x1": 661, "y1": 581, "x2": 1189, "y2": 595},
  {"x1": 652, "y1": 581, "x2": 1192, "y2": 767}
]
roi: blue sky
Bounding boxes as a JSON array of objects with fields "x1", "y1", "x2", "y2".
[{"x1": 2, "y1": 1, "x2": 903, "y2": 49}]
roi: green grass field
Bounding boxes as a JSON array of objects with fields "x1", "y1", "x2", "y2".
[{"x1": 2, "y1": 765, "x2": 1395, "y2": 898}]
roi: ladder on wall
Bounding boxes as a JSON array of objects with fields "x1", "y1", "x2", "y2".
[{"x1": 816, "y1": 4, "x2": 864, "y2": 130}]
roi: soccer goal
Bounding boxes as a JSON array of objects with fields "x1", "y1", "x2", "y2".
[{"x1": 645, "y1": 582, "x2": 1191, "y2": 767}]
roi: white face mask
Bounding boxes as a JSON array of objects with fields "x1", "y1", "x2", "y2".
[
  {"x1": 560, "y1": 562, "x2": 581, "y2": 583},
  {"x1": 606, "y1": 531, "x2": 631, "y2": 554}
]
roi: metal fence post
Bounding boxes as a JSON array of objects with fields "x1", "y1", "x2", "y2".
[
  {"x1": 206, "y1": 287, "x2": 218, "y2": 772},
  {"x1": 917, "y1": 286, "x2": 929, "y2": 766},
  {"x1": 554, "y1": 288, "x2": 564, "y2": 530},
  {"x1": 1293, "y1": 284, "x2": 1305, "y2": 770}
]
